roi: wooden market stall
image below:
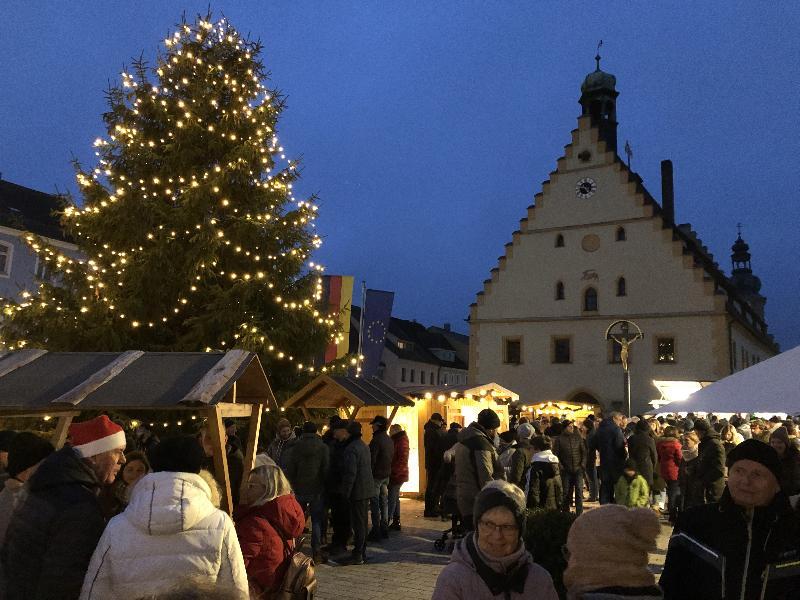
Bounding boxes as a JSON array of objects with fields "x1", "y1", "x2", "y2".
[{"x1": 0, "y1": 348, "x2": 274, "y2": 513}]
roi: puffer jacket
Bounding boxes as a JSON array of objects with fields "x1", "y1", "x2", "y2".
[
  {"x1": 508, "y1": 438, "x2": 534, "y2": 488},
  {"x1": 369, "y1": 427, "x2": 394, "y2": 479},
  {"x1": 284, "y1": 432, "x2": 329, "y2": 496},
  {"x1": 554, "y1": 431, "x2": 587, "y2": 474},
  {"x1": 614, "y1": 474, "x2": 650, "y2": 508},
  {"x1": 340, "y1": 434, "x2": 376, "y2": 501},
  {"x1": 79, "y1": 471, "x2": 248, "y2": 599},
  {"x1": 454, "y1": 422, "x2": 504, "y2": 518},
  {"x1": 1, "y1": 446, "x2": 105, "y2": 600},
  {"x1": 432, "y1": 532, "x2": 559, "y2": 600},
  {"x1": 234, "y1": 493, "x2": 305, "y2": 594},
  {"x1": 390, "y1": 430, "x2": 410, "y2": 485},
  {"x1": 526, "y1": 450, "x2": 563, "y2": 510},
  {"x1": 656, "y1": 436, "x2": 682, "y2": 482}
]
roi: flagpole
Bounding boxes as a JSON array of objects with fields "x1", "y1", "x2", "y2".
[{"x1": 356, "y1": 281, "x2": 366, "y2": 377}]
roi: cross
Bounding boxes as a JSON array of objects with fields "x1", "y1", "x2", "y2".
[
  {"x1": 595, "y1": 40, "x2": 603, "y2": 70},
  {"x1": 624, "y1": 140, "x2": 633, "y2": 169}
]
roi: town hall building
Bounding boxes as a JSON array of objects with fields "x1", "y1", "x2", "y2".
[{"x1": 468, "y1": 57, "x2": 778, "y2": 416}]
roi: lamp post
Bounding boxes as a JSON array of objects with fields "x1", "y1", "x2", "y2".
[{"x1": 605, "y1": 320, "x2": 643, "y2": 417}]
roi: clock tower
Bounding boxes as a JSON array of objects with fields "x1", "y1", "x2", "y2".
[{"x1": 579, "y1": 52, "x2": 618, "y2": 152}]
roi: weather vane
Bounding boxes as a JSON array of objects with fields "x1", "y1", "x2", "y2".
[
  {"x1": 737, "y1": 222, "x2": 743, "y2": 237},
  {"x1": 595, "y1": 40, "x2": 603, "y2": 70}
]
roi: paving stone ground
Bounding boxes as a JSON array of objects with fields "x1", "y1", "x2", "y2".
[{"x1": 308, "y1": 498, "x2": 672, "y2": 600}]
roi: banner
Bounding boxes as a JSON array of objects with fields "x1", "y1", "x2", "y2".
[
  {"x1": 319, "y1": 275, "x2": 354, "y2": 364},
  {"x1": 359, "y1": 288, "x2": 394, "y2": 378}
]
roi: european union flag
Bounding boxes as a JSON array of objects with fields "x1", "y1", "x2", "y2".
[{"x1": 359, "y1": 289, "x2": 394, "y2": 377}]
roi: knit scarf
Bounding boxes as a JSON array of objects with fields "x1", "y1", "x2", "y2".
[{"x1": 465, "y1": 533, "x2": 529, "y2": 597}]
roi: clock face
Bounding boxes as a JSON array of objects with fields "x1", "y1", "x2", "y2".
[{"x1": 576, "y1": 177, "x2": 597, "y2": 199}]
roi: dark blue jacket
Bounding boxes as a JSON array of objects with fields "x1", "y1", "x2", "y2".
[{"x1": 596, "y1": 418, "x2": 626, "y2": 476}]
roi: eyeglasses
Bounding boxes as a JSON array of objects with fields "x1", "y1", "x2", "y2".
[{"x1": 478, "y1": 519, "x2": 518, "y2": 535}]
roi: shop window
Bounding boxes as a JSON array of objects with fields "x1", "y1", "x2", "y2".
[
  {"x1": 401, "y1": 368, "x2": 406, "y2": 382},
  {"x1": 616, "y1": 226, "x2": 626, "y2": 241},
  {"x1": 584, "y1": 287, "x2": 598, "y2": 311},
  {"x1": 555, "y1": 281, "x2": 565, "y2": 300},
  {"x1": 430, "y1": 371, "x2": 435, "y2": 384},
  {"x1": 504, "y1": 337, "x2": 522, "y2": 365},
  {"x1": 552, "y1": 337, "x2": 571, "y2": 364},
  {"x1": 420, "y1": 371, "x2": 426, "y2": 384},
  {"x1": 657, "y1": 338, "x2": 676, "y2": 363},
  {"x1": 410, "y1": 369, "x2": 415, "y2": 383},
  {"x1": 616, "y1": 277, "x2": 626, "y2": 297},
  {"x1": 555, "y1": 234, "x2": 564, "y2": 248}
]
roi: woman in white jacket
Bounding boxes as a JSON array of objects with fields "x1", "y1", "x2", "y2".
[{"x1": 80, "y1": 436, "x2": 249, "y2": 599}]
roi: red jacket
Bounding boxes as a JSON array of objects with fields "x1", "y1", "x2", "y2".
[
  {"x1": 390, "y1": 430, "x2": 410, "y2": 485},
  {"x1": 234, "y1": 493, "x2": 305, "y2": 593},
  {"x1": 656, "y1": 437, "x2": 683, "y2": 482}
]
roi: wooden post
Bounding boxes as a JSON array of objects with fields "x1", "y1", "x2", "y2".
[
  {"x1": 51, "y1": 415, "x2": 74, "y2": 449},
  {"x1": 240, "y1": 403, "x2": 263, "y2": 502},
  {"x1": 300, "y1": 406, "x2": 311, "y2": 421},
  {"x1": 387, "y1": 405, "x2": 399, "y2": 424},
  {"x1": 207, "y1": 405, "x2": 233, "y2": 514},
  {"x1": 350, "y1": 406, "x2": 361, "y2": 421}
]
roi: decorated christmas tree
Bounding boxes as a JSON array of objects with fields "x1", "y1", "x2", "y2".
[{"x1": 1, "y1": 15, "x2": 343, "y2": 393}]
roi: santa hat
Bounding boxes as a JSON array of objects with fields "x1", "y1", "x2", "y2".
[{"x1": 69, "y1": 415, "x2": 126, "y2": 458}]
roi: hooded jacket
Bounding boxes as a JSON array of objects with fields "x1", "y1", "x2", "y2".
[
  {"x1": 1, "y1": 446, "x2": 105, "y2": 600},
  {"x1": 390, "y1": 429, "x2": 410, "y2": 485},
  {"x1": 79, "y1": 471, "x2": 248, "y2": 600},
  {"x1": 454, "y1": 423, "x2": 504, "y2": 518},
  {"x1": 526, "y1": 450, "x2": 563, "y2": 510},
  {"x1": 284, "y1": 432, "x2": 329, "y2": 496}
]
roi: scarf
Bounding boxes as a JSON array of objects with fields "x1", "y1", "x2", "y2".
[{"x1": 465, "y1": 532, "x2": 529, "y2": 597}]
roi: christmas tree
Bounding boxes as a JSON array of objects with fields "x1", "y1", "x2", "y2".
[{"x1": 1, "y1": 15, "x2": 344, "y2": 393}]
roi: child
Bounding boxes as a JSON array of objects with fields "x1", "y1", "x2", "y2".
[
  {"x1": 526, "y1": 435, "x2": 564, "y2": 510},
  {"x1": 614, "y1": 459, "x2": 650, "y2": 508}
]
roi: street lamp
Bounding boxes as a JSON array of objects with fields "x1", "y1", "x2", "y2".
[{"x1": 605, "y1": 320, "x2": 643, "y2": 417}]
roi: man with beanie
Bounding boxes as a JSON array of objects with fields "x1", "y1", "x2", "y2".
[
  {"x1": 79, "y1": 435, "x2": 248, "y2": 599},
  {"x1": 2, "y1": 415, "x2": 126, "y2": 599},
  {"x1": 368, "y1": 414, "x2": 394, "y2": 540},
  {"x1": 692, "y1": 418, "x2": 726, "y2": 503},
  {"x1": 508, "y1": 422, "x2": 535, "y2": 489},
  {"x1": 564, "y1": 504, "x2": 663, "y2": 599},
  {"x1": 661, "y1": 439, "x2": 800, "y2": 600},
  {"x1": 337, "y1": 420, "x2": 376, "y2": 565},
  {"x1": 424, "y1": 412, "x2": 446, "y2": 517},
  {"x1": 455, "y1": 408, "x2": 505, "y2": 530}
]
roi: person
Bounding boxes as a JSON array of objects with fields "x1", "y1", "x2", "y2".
[
  {"x1": 595, "y1": 412, "x2": 626, "y2": 504},
  {"x1": 508, "y1": 423, "x2": 535, "y2": 489},
  {"x1": 677, "y1": 430, "x2": 703, "y2": 511},
  {"x1": 2, "y1": 415, "x2": 126, "y2": 599},
  {"x1": 583, "y1": 417, "x2": 599, "y2": 502},
  {"x1": 455, "y1": 409, "x2": 505, "y2": 529},
  {"x1": 719, "y1": 423, "x2": 738, "y2": 456},
  {"x1": 526, "y1": 435, "x2": 563, "y2": 510},
  {"x1": 769, "y1": 426, "x2": 800, "y2": 496},
  {"x1": 553, "y1": 420, "x2": 587, "y2": 514},
  {"x1": 79, "y1": 435, "x2": 248, "y2": 600},
  {"x1": 614, "y1": 459, "x2": 650, "y2": 508},
  {"x1": 627, "y1": 418, "x2": 657, "y2": 499},
  {"x1": 0, "y1": 431, "x2": 17, "y2": 487},
  {"x1": 424, "y1": 412, "x2": 446, "y2": 517},
  {"x1": 199, "y1": 425, "x2": 245, "y2": 507},
  {"x1": 101, "y1": 449, "x2": 151, "y2": 517},
  {"x1": 388, "y1": 422, "x2": 409, "y2": 531},
  {"x1": 338, "y1": 420, "x2": 376, "y2": 565},
  {"x1": 498, "y1": 430, "x2": 518, "y2": 477},
  {"x1": 235, "y1": 455, "x2": 305, "y2": 598},
  {"x1": 564, "y1": 504, "x2": 663, "y2": 600},
  {"x1": 656, "y1": 425, "x2": 682, "y2": 521},
  {"x1": 284, "y1": 420, "x2": 329, "y2": 562},
  {"x1": 266, "y1": 417, "x2": 297, "y2": 469},
  {"x1": 692, "y1": 419, "x2": 725, "y2": 503},
  {"x1": 133, "y1": 423, "x2": 161, "y2": 455},
  {"x1": 661, "y1": 439, "x2": 800, "y2": 599},
  {"x1": 432, "y1": 480, "x2": 559, "y2": 600},
  {"x1": 367, "y1": 414, "x2": 394, "y2": 541},
  {"x1": 749, "y1": 419, "x2": 770, "y2": 443},
  {"x1": 324, "y1": 417, "x2": 351, "y2": 557}
]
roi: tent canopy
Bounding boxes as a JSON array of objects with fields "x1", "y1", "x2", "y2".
[{"x1": 664, "y1": 345, "x2": 799, "y2": 414}]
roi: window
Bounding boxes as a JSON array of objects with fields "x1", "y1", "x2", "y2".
[
  {"x1": 504, "y1": 337, "x2": 522, "y2": 365},
  {"x1": 0, "y1": 243, "x2": 11, "y2": 277},
  {"x1": 35, "y1": 257, "x2": 51, "y2": 281},
  {"x1": 420, "y1": 371, "x2": 426, "y2": 384},
  {"x1": 552, "y1": 336, "x2": 571, "y2": 363},
  {"x1": 616, "y1": 226, "x2": 626, "y2": 241},
  {"x1": 616, "y1": 277, "x2": 626, "y2": 297},
  {"x1": 657, "y1": 338, "x2": 676, "y2": 363},
  {"x1": 732, "y1": 341, "x2": 737, "y2": 370},
  {"x1": 583, "y1": 287, "x2": 598, "y2": 311},
  {"x1": 401, "y1": 368, "x2": 406, "y2": 382},
  {"x1": 555, "y1": 234, "x2": 564, "y2": 248},
  {"x1": 410, "y1": 369, "x2": 415, "y2": 383},
  {"x1": 555, "y1": 281, "x2": 565, "y2": 300}
]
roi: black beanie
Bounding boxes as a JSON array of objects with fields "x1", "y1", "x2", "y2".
[
  {"x1": 149, "y1": 435, "x2": 205, "y2": 474},
  {"x1": 473, "y1": 481, "x2": 527, "y2": 533},
  {"x1": 0, "y1": 430, "x2": 17, "y2": 452},
  {"x1": 7, "y1": 432, "x2": 55, "y2": 478},
  {"x1": 346, "y1": 420, "x2": 362, "y2": 436},
  {"x1": 692, "y1": 419, "x2": 710, "y2": 434},
  {"x1": 302, "y1": 421, "x2": 318, "y2": 434},
  {"x1": 726, "y1": 439, "x2": 782, "y2": 483},
  {"x1": 477, "y1": 408, "x2": 501, "y2": 430}
]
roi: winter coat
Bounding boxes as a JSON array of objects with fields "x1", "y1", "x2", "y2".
[
  {"x1": 696, "y1": 431, "x2": 726, "y2": 503},
  {"x1": 1, "y1": 447, "x2": 105, "y2": 600},
  {"x1": 369, "y1": 427, "x2": 395, "y2": 480},
  {"x1": 79, "y1": 471, "x2": 248, "y2": 600},
  {"x1": 432, "y1": 532, "x2": 559, "y2": 600},
  {"x1": 777, "y1": 447, "x2": 800, "y2": 496},
  {"x1": 390, "y1": 430, "x2": 410, "y2": 486},
  {"x1": 660, "y1": 488, "x2": 800, "y2": 600},
  {"x1": 627, "y1": 431, "x2": 657, "y2": 488},
  {"x1": 596, "y1": 419, "x2": 626, "y2": 477},
  {"x1": 614, "y1": 474, "x2": 650, "y2": 508},
  {"x1": 454, "y1": 423, "x2": 505, "y2": 518},
  {"x1": 678, "y1": 453, "x2": 704, "y2": 511},
  {"x1": 234, "y1": 493, "x2": 305, "y2": 594},
  {"x1": 267, "y1": 433, "x2": 297, "y2": 469},
  {"x1": 508, "y1": 438, "x2": 534, "y2": 488},
  {"x1": 424, "y1": 420, "x2": 446, "y2": 472},
  {"x1": 576, "y1": 587, "x2": 663, "y2": 600},
  {"x1": 526, "y1": 450, "x2": 563, "y2": 511},
  {"x1": 0, "y1": 477, "x2": 24, "y2": 548},
  {"x1": 656, "y1": 437, "x2": 682, "y2": 482},
  {"x1": 340, "y1": 435, "x2": 377, "y2": 501},
  {"x1": 554, "y1": 431, "x2": 587, "y2": 474},
  {"x1": 284, "y1": 432, "x2": 329, "y2": 497}
]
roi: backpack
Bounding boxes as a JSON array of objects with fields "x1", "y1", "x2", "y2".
[{"x1": 272, "y1": 537, "x2": 317, "y2": 600}]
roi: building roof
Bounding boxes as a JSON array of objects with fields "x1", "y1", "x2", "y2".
[
  {"x1": 0, "y1": 180, "x2": 73, "y2": 242},
  {"x1": 284, "y1": 374, "x2": 415, "y2": 409}
]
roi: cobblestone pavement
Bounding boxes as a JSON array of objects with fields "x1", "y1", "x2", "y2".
[{"x1": 311, "y1": 498, "x2": 672, "y2": 600}]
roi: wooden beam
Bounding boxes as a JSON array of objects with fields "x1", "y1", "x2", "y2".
[
  {"x1": 387, "y1": 405, "x2": 399, "y2": 424},
  {"x1": 51, "y1": 414, "x2": 74, "y2": 449},
  {"x1": 0, "y1": 410, "x2": 80, "y2": 419},
  {"x1": 300, "y1": 407, "x2": 311, "y2": 421},
  {"x1": 350, "y1": 406, "x2": 361, "y2": 421},
  {"x1": 217, "y1": 402, "x2": 256, "y2": 418},
  {"x1": 53, "y1": 350, "x2": 144, "y2": 406},
  {"x1": 0, "y1": 349, "x2": 48, "y2": 378},
  {"x1": 182, "y1": 349, "x2": 251, "y2": 405},
  {"x1": 240, "y1": 403, "x2": 263, "y2": 502},
  {"x1": 207, "y1": 405, "x2": 233, "y2": 514}
]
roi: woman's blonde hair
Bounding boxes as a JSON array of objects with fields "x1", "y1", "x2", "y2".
[{"x1": 247, "y1": 455, "x2": 292, "y2": 505}]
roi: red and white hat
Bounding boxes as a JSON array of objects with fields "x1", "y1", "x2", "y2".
[{"x1": 69, "y1": 415, "x2": 126, "y2": 458}]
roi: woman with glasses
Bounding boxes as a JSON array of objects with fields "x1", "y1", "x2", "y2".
[{"x1": 432, "y1": 480, "x2": 558, "y2": 599}]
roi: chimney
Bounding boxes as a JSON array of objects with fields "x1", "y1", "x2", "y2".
[
  {"x1": 661, "y1": 160, "x2": 675, "y2": 225},
  {"x1": 443, "y1": 323, "x2": 451, "y2": 332}
]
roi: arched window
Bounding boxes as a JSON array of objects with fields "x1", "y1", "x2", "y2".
[
  {"x1": 616, "y1": 226, "x2": 626, "y2": 241},
  {"x1": 617, "y1": 277, "x2": 627, "y2": 297},
  {"x1": 584, "y1": 287, "x2": 598, "y2": 311},
  {"x1": 555, "y1": 281, "x2": 565, "y2": 300},
  {"x1": 555, "y1": 234, "x2": 564, "y2": 248}
]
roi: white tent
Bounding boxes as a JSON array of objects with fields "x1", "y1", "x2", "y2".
[{"x1": 665, "y1": 345, "x2": 800, "y2": 414}]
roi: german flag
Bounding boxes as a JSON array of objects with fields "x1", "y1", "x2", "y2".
[{"x1": 320, "y1": 275, "x2": 354, "y2": 363}]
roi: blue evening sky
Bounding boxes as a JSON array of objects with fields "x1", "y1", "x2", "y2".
[{"x1": 1, "y1": 2, "x2": 798, "y2": 349}]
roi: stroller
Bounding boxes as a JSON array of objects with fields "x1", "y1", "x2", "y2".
[{"x1": 433, "y1": 450, "x2": 465, "y2": 552}]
